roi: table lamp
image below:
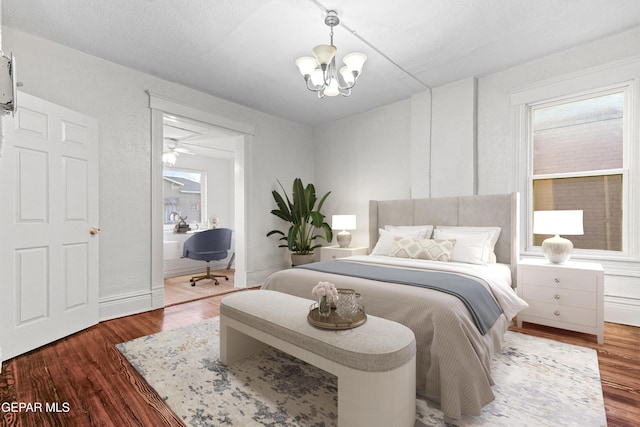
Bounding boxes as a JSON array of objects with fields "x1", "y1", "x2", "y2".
[
  {"x1": 533, "y1": 210, "x2": 583, "y2": 263},
  {"x1": 332, "y1": 215, "x2": 356, "y2": 248}
]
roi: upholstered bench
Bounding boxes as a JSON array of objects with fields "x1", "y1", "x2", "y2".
[{"x1": 220, "y1": 290, "x2": 416, "y2": 427}]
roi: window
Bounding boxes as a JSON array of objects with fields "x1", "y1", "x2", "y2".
[
  {"x1": 530, "y1": 91, "x2": 625, "y2": 252},
  {"x1": 163, "y1": 169, "x2": 205, "y2": 228}
]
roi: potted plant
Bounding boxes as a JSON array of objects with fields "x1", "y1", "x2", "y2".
[{"x1": 266, "y1": 178, "x2": 333, "y2": 266}]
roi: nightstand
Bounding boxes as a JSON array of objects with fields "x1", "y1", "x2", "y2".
[
  {"x1": 517, "y1": 258, "x2": 604, "y2": 344},
  {"x1": 320, "y1": 246, "x2": 369, "y2": 261}
]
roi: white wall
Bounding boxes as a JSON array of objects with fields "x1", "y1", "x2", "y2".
[
  {"x1": 3, "y1": 27, "x2": 315, "y2": 319},
  {"x1": 430, "y1": 77, "x2": 477, "y2": 197},
  {"x1": 313, "y1": 99, "x2": 413, "y2": 248}
]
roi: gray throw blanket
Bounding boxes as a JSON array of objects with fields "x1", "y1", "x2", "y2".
[{"x1": 298, "y1": 261, "x2": 502, "y2": 335}]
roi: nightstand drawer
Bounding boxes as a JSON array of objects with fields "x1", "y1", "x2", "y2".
[
  {"x1": 520, "y1": 267, "x2": 597, "y2": 292},
  {"x1": 522, "y1": 302, "x2": 597, "y2": 328},
  {"x1": 522, "y1": 285, "x2": 596, "y2": 310}
]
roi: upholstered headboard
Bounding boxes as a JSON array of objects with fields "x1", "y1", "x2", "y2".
[{"x1": 369, "y1": 192, "x2": 520, "y2": 286}]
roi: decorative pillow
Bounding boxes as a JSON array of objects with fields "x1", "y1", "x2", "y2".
[
  {"x1": 388, "y1": 237, "x2": 456, "y2": 262},
  {"x1": 384, "y1": 225, "x2": 434, "y2": 239},
  {"x1": 433, "y1": 230, "x2": 492, "y2": 264},
  {"x1": 435, "y1": 226, "x2": 501, "y2": 263},
  {"x1": 372, "y1": 228, "x2": 432, "y2": 255}
]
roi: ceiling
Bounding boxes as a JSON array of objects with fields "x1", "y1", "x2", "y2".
[
  {"x1": 3, "y1": 0, "x2": 640, "y2": 127},
  {"x1": 163, "y1": 114, "x2": 240, "y2": 160}
]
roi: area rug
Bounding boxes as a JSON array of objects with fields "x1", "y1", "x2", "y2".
[{"x1": 116, "y1": 317, "x2": 607, "y2": 427}]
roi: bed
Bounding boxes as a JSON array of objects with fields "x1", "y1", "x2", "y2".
[{"x1": 261, "y1": 193, "x2": 529, "y2": 420}]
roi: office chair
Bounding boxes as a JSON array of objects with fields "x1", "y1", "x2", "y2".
[{"x1": 182, "y1": 228, "x2": 232, "y2": 286}]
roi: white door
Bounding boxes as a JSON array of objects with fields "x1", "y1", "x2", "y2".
[{"x1": 0, "y1": 92, "x2": 99, "y2": 361}]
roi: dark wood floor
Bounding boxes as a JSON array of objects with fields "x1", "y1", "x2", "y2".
[{"x1": 1, "y1": 294, "x2": 639, "y2": 426}]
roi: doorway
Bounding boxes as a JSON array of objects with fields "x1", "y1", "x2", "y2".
[
  {"x1": 148, "y1": 92, "x2": 256, "y2": 310},
  {"x1": 161, "y1": 115, "x2": 240, "y2": 305}
]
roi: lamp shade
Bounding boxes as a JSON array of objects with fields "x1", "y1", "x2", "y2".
[
  {"x1": 343, "y1": 52, "x2": 367, "y2": 73},
  {"x1": 295, "y1": 56, "x2": 319, "y2": 77},
  {"x1": 323, "y1": 78, "x2": 340, "y2": 97},
  {"x1": 332, "y1": 214, "x2": 356, "y2": 230},
  {"x1": 339, "y1": 65, "x2": 354, "y2": 84},
  {"x1": 533, "y1": 210, "x2": 584, "y2": 236},
  {"x1": 312, "y1": 44, "x2": 337, "y2": 65}
]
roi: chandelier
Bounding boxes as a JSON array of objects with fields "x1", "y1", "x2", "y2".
[{"x1": 295, "y1": 10, "x2": 367, "y2": 98}]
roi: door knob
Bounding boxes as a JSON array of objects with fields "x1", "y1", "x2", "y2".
[{"x1": 89, "y1": 227, "x2": 101, "y2": 235}]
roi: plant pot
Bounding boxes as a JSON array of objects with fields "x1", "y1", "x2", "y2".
[{"x1": 291, "y1": 253, "x2": 315, "y2": 266}]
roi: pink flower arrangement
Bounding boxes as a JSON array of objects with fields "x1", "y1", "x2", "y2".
[{"x1": 311, "y1": 281, "x2": 338, "y2": 299}]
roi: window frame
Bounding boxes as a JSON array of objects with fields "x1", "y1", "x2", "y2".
[
  {"x1": 529, "y1": 87, "x2": 627, "y2": 254},
  {"x1": 512, "y1": 60, "x2": 640, "y2": 266},
  {"x1": 162, "y1": 166, "x2": 208, "y2": 231}
]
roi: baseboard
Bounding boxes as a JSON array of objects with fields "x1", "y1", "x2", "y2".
[
  {"x1": 164, "y1": 260, "x2": 228, "y2": 278},
  {"x1": 246, "y1": 268, "x2": 283, "y2": 288},
  {"x1": 604, "y1": 295, "x2": 640, "y2": 327},
  {"x1": 99, "y1": 290, "x2": 154, "y2": 321}
]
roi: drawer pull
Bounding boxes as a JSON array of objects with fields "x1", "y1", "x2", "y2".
[
  {"x1": 554, "y1": 294, "x2": 561, "y2": 300},
  {"x1": 554, "y1": 310, "x2": 560, "y2": 316},
  {"x1": 554, "y1": 278, "x2": 560, "y2": 283}
]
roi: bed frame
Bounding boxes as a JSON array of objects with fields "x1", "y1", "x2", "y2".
[{"x1": 369, "y1": 192, "x2": 520, "y2": 287}]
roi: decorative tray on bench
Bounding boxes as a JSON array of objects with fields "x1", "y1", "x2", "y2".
[{"x1": 308, "y1": 304, "x2": 367, "y2": 330}]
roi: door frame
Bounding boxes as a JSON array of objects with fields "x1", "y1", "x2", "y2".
[{"x1": 148, "y1": 92, "x2": 255, "y2": 308}]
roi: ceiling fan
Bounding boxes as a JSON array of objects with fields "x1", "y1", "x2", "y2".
[{"x1": 163, "y1": 137, "x2": 195, "y2": 166}]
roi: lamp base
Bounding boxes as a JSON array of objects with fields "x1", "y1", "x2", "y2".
[
  {"x1": 542, "y1": 235, "x2": 573, "y2": 264},
  {"x1": 336, "y1": 230, "x2": 352, "y2": 248}
]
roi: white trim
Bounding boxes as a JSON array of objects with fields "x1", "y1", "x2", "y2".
[
  {"x1": 604, "y1": 295, "x2": 640, "y2": 327},
  {"x1": 510, "y1": 55, "x2": 640, "y2": 105},
  {"x1": 151, "y1": 108, "x2": 165, "y2": 308},
  {"x1": 247, "y1": 268, "x2": 283, "y2": 288},
  {"x1": 148, "y1": 92, "x2": 253, "y2": 296},
  {"x1": 99, "y1": 290, "x2": 154, "y2": 321},
  {"x1": 148, "y1": 91, "x2": 256, "y2": 135},
  {"x1": 163, "y1": 260, "x2": 229, "y2": 279}
]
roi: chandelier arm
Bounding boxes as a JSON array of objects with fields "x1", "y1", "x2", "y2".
[
  {"x1": 321, "y1": 59, "x2": 337, "y2": 87},
  {"x1": 337, "y1": 79, "x2": 357, "y2": 91},
  {"x1": 305, "y1": 78, "x2": 322, "y2": 93}
]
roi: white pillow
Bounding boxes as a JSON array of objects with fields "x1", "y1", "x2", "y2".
[
  {"x1": 435, "y1": 226, "x2": 501, "y2": 263},
  {"x1": 433, "y1": 229, "x2": 492, "y2": 265},
  {"x1": 388, "y1": 237, "x2": 456, "y2": 262},
  {"x1": 372, "y1": 228, "x2": 429, "y2": 255},
  {"x1": 384, "y1": 225, "x2": 434, "y2": 239}
]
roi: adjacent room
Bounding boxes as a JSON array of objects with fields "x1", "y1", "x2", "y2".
[{"x1": 1, "y1": 1, "x2": 639, "y2": 426}]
